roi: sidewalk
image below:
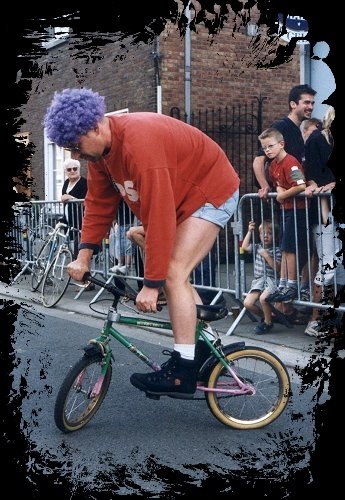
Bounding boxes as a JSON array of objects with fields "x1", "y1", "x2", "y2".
[{"x1": 1, "y1": 272, "x2": 336, "y2": 369}]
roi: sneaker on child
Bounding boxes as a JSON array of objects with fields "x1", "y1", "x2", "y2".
[
  {"x1": 254, "y1": 320, "x2": 273, "y2": 334},
  {"x1": 130, "y1": 350, "x2": 198, "y2": 398},
  {"x1": 265, "y1": 287, "x2": 285, "y2": 303},
  {"x1": 279, "y1": 286, "x2": 298, "y2": 303},
  {"x1": 304, "y1": 320, "x2": 327, "y2": 339},
  {"x1": 300, "y1": 288, "x2": 310, "y2": 301}
]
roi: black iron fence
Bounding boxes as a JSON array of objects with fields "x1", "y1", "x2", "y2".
[
  {"x1": 170, "y1": 97, "x2": 266, "y2": 261},
  {"x1": 170, "y1": 96, "x2": 266, "y2": 196}
]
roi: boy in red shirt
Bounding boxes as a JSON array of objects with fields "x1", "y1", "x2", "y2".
[
  {"x1": 44, "y1": 88, "x2": 240, "y2": 399},
  {"x1": 258, "y1": 128, "x2": 309, "y2": 304}
]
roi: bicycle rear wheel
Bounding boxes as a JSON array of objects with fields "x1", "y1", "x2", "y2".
[
  {"x1": 41, "y1": 248, "x2": 72, "y2": 307},
  {"x1": 206, "y1": 347, "x2": 291, "y2": 430},
  {"x1": 54, "y1": 354, "x2": 112, "y2": 433},
  {"x1": 31, "y1": 238, "x2": 53, "y2": 291}
]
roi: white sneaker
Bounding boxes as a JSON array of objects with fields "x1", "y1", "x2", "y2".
[
  {"x1": 304, "y1": 320, "x2": 326, "y2": 338},
  {"x1": 109, "y1": 264, "x2": 127, "y2": 275}
]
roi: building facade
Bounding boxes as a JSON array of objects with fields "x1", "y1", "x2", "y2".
[{"x1": 17, "y1": 7, "x2": 301, "y2": 200}]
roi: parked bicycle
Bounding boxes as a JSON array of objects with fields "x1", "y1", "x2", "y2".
[
  {"x1": 12, "y1": 203, "x2": 54, "y2": 279},
  {"x1": 54, "y1": 273, "x2": 291, "y2": 433},
  {"x1": 30, "y1": 220, "x2": 77, "y2": 307}
]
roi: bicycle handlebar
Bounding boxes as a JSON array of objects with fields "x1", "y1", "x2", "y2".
[
  {"x1": 82, "y1": 272, "x2": 136, "y2": 301},
  {"x1": 82, "y1": 272, "x2": 163, "y2": 312}
]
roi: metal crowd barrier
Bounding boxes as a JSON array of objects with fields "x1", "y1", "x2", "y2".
[
  {"x1": 11, "y1": 199, "x2": 239, "y2": 302},
  {"x1": 10, "y1": 195, "x2": 345, "y2": 334},
  {"x1": 11, "y1": 200, "x2": 65, "y2": 280},
  {"x1": 228, "y1": 192, "x2": 345, "y2": 335}
]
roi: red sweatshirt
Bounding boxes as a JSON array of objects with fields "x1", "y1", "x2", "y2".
[
  {"x1": 269, "y1": 153, "x2": 306, "y2": 210},
  {"x1": 80, "y1": 112, "x2": 240, "y2": 287}
]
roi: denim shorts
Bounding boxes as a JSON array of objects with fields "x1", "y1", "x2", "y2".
[
  {"x1": 115, "y1": 224, "x2": 135, "y2": 258},
  {"x1": 192, "y1": 189, "x2": 239, "y2": 229}
]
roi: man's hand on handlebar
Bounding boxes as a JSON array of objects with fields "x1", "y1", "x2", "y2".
[
  {"x1": 135, "y1": 286, "x2": 160, "y2": 313},
  {"x1": 67, "y1": 249, "x2": 94, "y2": 282},
  {"x1": 67, "y1": 259, "x2": 90, "y2": 282},
  {"x1": 79, "y1": 273, "x2": 163, "y2": 312}
]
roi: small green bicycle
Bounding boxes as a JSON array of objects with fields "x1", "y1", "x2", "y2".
[{"x1": 54, "y1": 274, "x2": 291, "y2": 432}]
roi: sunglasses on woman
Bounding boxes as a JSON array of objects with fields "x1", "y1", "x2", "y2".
[{"x1": 66, "y1": 167, "x2": 79, "y2": 172}]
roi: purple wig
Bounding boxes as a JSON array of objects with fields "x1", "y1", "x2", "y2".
[{"x1": 43, "y1": 88, "x2": 106, "y2": 146}]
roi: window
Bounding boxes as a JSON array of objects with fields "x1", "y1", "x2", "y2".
[{"x1": 44, "y1": 131, "x2": 71, "y2": 201}]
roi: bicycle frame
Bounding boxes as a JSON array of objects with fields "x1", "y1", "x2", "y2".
[
  {"x1": 54, "y1": 273, "x2": 290, "y2": 432},
  {"x1": 41, "y1": 222, "x2": 76, "y2": 273},
  {"x1": 27, "y1": 220, "x2": 80, "y2": 297},
  {"x1": 86, "y1": 307, "x2": 254, "y2": 397}
]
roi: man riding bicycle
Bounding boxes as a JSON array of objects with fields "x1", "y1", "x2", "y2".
[{"x1": 44, "y1": 88, "x2": 240, "y2": 398}]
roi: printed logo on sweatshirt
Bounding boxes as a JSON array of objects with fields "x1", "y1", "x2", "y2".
[{"x1": 114, "y1": 180, "x2": 139, "y2": 202}]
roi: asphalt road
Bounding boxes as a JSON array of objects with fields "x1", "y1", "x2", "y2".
[{"x1": 10, "y1": 301, "x2": 322, "y2": 497}]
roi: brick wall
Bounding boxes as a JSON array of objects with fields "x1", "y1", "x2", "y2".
[
  {"x1": 159, "y1": 16, "x2": 300, "y2": 119},
  {"x1": 20, "y1": 12, "x2": 300, "y2": 199},
  {"x1": 22, "y1": 39, "x2": 158, "y2": 197}
]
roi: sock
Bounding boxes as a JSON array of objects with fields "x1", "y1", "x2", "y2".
[
  {"x1": 287, "y1": 280, "x2": 297, "y2": 289},
  {"x1": 174, "y1": 343, "x2": 195, "y2": 360},
  {"x1": 278, "y1": 279, "x2": 287, "y2": 289}
]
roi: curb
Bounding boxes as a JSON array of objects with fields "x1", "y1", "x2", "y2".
[{"x1": 1, "y1": 279, "x2": 333, "y2": 371}]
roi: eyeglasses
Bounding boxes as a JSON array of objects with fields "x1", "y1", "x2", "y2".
[
  {"x1": 64, "y1": 143, "x2": 81, "y2": 153},
  {"x1": 263, "y1": 143, "x2": 279, "y2": 152},
  {"x1": 66, "y1": 167, "x2": 79, "y2": 172}
]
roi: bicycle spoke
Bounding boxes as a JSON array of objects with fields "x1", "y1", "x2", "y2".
[
  {"x1": 54, "y1": 355, "x2": 112, "y2": 433},
  {"x1": 206, "y1": 348, "x2": 290, "y2": 429}
]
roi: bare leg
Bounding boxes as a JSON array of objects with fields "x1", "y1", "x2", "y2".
[
  {"x1": 259, "y1": 289, "x2": 273, "y2": 323},
  {"x1": 280, "y1": 253, "x2": 288, "y2": 281},
  {"x1": 127, "y1": 226, "x2": 145, "y2": 261},
  {"x1": 285, "y1": 252, "x2": 297, "y2": 280},
  {"x1": 130, "y1": 217, "x2": 223, "y2": 397},
  {"x1": 244, "y1": 291, "x2": 263, "y2": 317},
  {"x1": 310, "y1": 284, "x2": 322, "y2": 321},
  {"x1": 164, "y1": 217, "x2": 220, "y2": 345}
]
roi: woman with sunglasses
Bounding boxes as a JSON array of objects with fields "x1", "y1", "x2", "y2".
[{"x1": 61, "y1": 159, "x2": 88, "y2": 261}]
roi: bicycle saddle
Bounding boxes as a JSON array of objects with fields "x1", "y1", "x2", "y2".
[{"x1": 196, "y1": 303, "x2": 229, "y2": 322}]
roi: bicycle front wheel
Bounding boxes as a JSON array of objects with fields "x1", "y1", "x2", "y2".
[
  {"x1": 206, "y1": 347, "x2": 291, "y2": 430},
  {"x1": 54, "y1": 354, "x2": 112, "y2": 433},
  {"x1": 41, "y1": 248, "x2": 72, "y2": 307}
]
